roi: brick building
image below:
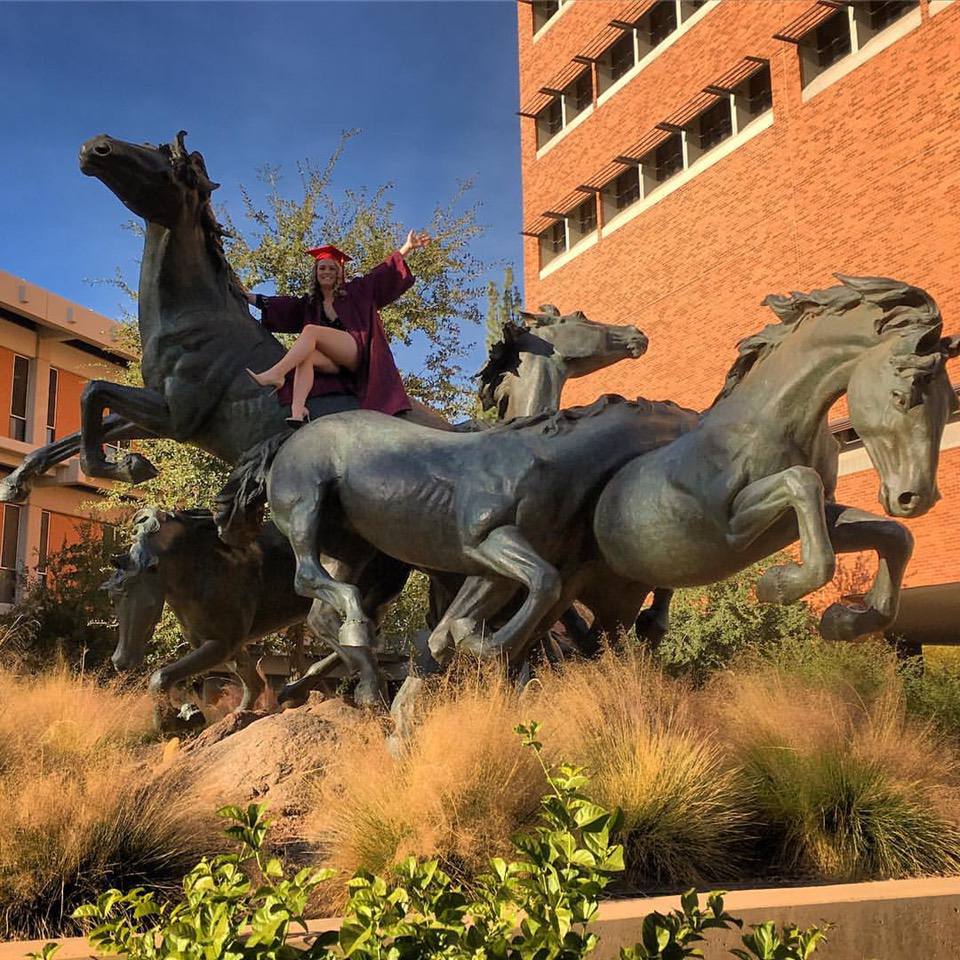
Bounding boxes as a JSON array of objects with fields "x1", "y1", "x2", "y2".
[
  {"x1": 517, "y1": 0, "x2": 960, "y2": 643},
  {"x1": 0, "y1": 269, "x2": 131, "y2": 605}
]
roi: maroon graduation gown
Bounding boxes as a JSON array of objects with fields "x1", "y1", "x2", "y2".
[{"x1": 259, "y1": 251, "x2": 414, "y2": 416}]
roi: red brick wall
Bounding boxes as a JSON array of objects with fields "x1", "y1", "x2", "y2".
[{"x1": 517, "y1": 1, "x2": 960, "y2": 593}]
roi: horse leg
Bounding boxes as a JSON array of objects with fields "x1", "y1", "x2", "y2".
[
  {"x1": 80, "y1": 381, "x2": 175, "y2": 481},
  {"x1": 427, "y1": 575, "x2": 517, "y2": 663},
  {"x1": 0, "y1": 415, "x2": 155, "y2": 502},
  {"x1": 635, "y1": 588, "x2": 674, "y2": 648},
  {"x1": 458, "y1": 526, "x2": 562, "y2": 663},
  {"x1": 818, "y1": 504, "x2": 914, "y2": 641},
  {"x1": 727, "y1": 466, "x2": 836, "y2": 604},
  {"x1": 280, "y1": 492, "x2": 382, "y2": 707},
  {"x1": 230, "y1": 646, "x2": 265, "y2": 712},
  {"x1": 149, "y1": 640, "x2": 231, "y2": 700}
]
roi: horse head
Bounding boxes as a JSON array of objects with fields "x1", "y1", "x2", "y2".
[
  {"x1": 520, "y1": 304, "x2": 649, "y2": 375},
  {"x1": 848, "y1": 325, "x2": 958, "y2": 518},
  {"x1": 102, "y1": 507, "x2": 173, "y2": 671},
  {"x1": 79, "y1": 131, "x2": 220, "y2": 228}
]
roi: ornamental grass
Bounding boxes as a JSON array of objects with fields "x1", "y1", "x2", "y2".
[
  {"x1": 533, "y1": 647, "x2": 749, "y2": 890},
  {"x1": 0, "y1": 666, "x2": 208, "y2": 939},
  {"x1": 713, "y1": 661, "x2": 960, "y2": 882},
  {"x1": 306, "y1": 663, "x2": 545, "y2": 898}
]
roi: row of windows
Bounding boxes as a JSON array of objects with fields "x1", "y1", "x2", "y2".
[
  {"x1": 799, "y1": 1, "x2": 916, "y2": 87},
  {"x1": 0, "y1": 503, "x2": 118, "y2": 603},
  {"x1": 534, "y1": 0, "x2": 920, "y2": 270},
  {"x1": 535, "y1": 0, "x2": 711, "y2": 149},
  {"x1": 539, "y1": 65, "x2": 772, "y2": 268},
  {"x1": 8, "y1": 354, "x2": 60, "y2": 444},
  {"x1": 533, "y1": 0, "x2": 917, "y2": 152}
]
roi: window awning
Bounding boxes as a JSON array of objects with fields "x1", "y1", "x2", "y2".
[
  {"x1": 518, "y1": 0, "x2": 659, "y2": 117},
  {"x1": 772, "y1": 0, "x2": 846, "y2": 44}
]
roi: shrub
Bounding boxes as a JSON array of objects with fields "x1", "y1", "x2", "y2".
[
  {"x1": 656, "y1": 555, "x2": 819, "y2": 683},
  {"x1": 714, "y1": 666, "x2": 960, "y2": 881},
  {"x1": 903, "y1": 656, "x2": 960, "y2": 744},
  {"x1": 44, "y1": 728, "x2": 827, "y2": 960},
  {"x1": 0, "y1": 666, "x2": 209, "y2": 938},
  {"x1": 534, "y1": 650, "x2": 748, "y2": 889}
]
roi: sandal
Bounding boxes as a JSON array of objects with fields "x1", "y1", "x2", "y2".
[{"x1": 285, "y1": 412, "x2": 312, "y2": 428}]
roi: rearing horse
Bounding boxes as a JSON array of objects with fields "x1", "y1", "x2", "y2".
[
  {"x1": 0, "y1": 131, "x2": 440, "y2": 504},
  {"x1": 593, "y1": 275, "x2": 958, "y2": 640}
]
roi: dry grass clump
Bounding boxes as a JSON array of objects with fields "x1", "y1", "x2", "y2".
[
  {"x1": 306, "y1": 664, "x2": 545, "y2": 897},
  {"x1": 714, "y1": 664, "x2": 960, "y2": 882},
  {"x1": 0, "y1": 666, "x2": 209, "y2": 938},
  {"x1": 532, "y1": 648, "x2": 748, "y2": 889}
]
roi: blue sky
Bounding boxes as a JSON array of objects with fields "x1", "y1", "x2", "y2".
[{"x1": 0, "y1": 1, "x2": 522, "y2": 373}]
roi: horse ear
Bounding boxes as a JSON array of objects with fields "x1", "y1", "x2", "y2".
[
  {"x1": 189, "y1": 151, "x2": 220, "y2": 192},
  {"x1": 537, "y1": 304, "x2": 560, "y2": 316},
  {"x1": 941, "y1": 335, "x2": 960, "y2": 359},
  {"x1": 170, "y1": 130, "x2": 188, "y2": 160}
]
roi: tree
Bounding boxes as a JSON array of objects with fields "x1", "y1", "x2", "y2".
[{"x1": 484, "y1": 265, "x2": 522, "y2": 350}]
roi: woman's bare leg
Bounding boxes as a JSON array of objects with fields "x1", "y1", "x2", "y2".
[
  {"x1": 291, "y1": 352, "x2": 339, "y2": 419},
  {"x1": 252, "y1": 326, "x2": 359, "y2": 386}
]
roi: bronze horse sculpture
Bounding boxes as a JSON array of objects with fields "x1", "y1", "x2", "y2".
[
  {"x1": 477, "y1": 305, "x2": 648, "y2": 419},
  {"x1": 103, "y1": 507, "x2": 410, "y2": 714},
  {"x1": 266, "y1": 276, "x2": 955, "y2": 712}
]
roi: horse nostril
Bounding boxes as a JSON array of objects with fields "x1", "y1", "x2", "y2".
[{"x1": 898, "y1": 491, "x2": 919, "y2": 510}]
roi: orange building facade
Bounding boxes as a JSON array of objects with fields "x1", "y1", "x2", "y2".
[
  {"x1": 0, "y1": 269, "x2": 132, "y2": 605},
  {"x1": 517, "y1": 0, "x2": 960, "y2": 643}
]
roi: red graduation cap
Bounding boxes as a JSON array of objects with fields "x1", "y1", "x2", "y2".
[{"x1": 306, "y1": 245, "x2": 352, "y2": 265}]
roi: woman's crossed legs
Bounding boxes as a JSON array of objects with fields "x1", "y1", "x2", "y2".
[{"x1": 249, "y1": 325, "x2": 359, "y2": 420}]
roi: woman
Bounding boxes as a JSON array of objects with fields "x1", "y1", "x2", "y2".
[{"x1": 243, "y1": 230, "x2": 430, "y2": 424}]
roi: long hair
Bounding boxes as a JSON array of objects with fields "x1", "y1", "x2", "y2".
[{"x1": 308, "y1": 260, "x2": 347, "y2": 303}]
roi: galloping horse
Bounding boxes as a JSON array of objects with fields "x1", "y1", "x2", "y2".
[
  {"x1": 592, "y1": 275, "x2": 958, "y2": 640},
  {"x1": 266, "y1": 395, "x2": 698, "y2": 705},
  {"x1": 477, "y1": 305, "x2": 648, "y2": 419}
]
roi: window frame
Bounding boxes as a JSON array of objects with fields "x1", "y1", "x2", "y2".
[
  {"x1": 0, "y1": 503, "x2": 20, "y2": 604},
  {"x1": 8, "y1": 354, "x2": 29, "y2": 443},
  {"x1": 46, "y1": 366, "x2": 59, "y2": 444}
]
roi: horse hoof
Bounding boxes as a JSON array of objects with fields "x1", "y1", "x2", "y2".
[
  {"x1": 148, "y1": 669, "x2": 168, "y2": 696},
  {"x1": 277, "y1": 682, "x2": 308, "y2": 708},
  {"x1": 820, "y1": 602, "x2": 889, "y2": 642},
  {"x1": 353, "y1": 676, "x2": 383, "y2": 709},
  {"x1": 0, "y1": 476, "x2": 27, "y2": 503},
  {"x1": 115, "y1": 453, "x2": 159, "y2": 484}
]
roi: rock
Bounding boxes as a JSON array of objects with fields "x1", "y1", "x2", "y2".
[{"x1": 163, "y1": 696, "x2": 368, "y2": 831}]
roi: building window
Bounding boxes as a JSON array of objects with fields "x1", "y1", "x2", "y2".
[
  {"x1": 647, "y1": 1, "x2": 678, "y2": 46},
  {"x1": 599, "y1": 31, "x2": 636, "y2": 93},
  {"x1": 37, "y1": 510, "x2": 50, "y2": 576},
  {"x1": 0, "y1": 504, "x2": 20, "y2": 603},
  {"x1": 8, "y1": 355, "x2": 29, "y2": 442},
  {"x1": 46, "y1": 367, "x2": 58, "y2": 444},
  {"x1": 532, "y1": 0, "x2": 567, "y2": 35},
  {"x1": 742, "y1": 64, "x2": 773, "y2": 117},
  {"x1": 799, "y1": 3, "x2": 917, "y2": 88},
  {"x1": 601, "y1": 166, "x2": 642, "y2": 222},
  {"x1": 536, "y1": 69, "x2": 594, "y2": 150},
  {"x1": 653, "y1": 134, "x2": 684, "y2": 184},
  {"x1": 537, "y1": 197, "x2": 598, "y2": 269},
  {"x1": 695, "y1": 98, "x2": 733, "y2": 152}
]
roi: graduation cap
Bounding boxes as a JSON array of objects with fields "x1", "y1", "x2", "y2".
[{"x1": 306, "y1": 245, "x2": 352, "y2": 265}]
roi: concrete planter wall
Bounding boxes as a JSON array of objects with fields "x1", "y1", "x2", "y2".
[{"x1": 3, "y1": 878, "x2": 959, "y2": 960}]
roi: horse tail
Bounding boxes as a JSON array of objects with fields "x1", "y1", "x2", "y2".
[{"x1": 213, "y1": 430, "x2": 292, "y2": 545}]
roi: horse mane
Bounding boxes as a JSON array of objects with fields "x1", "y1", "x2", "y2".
[
  {"x1": 711, "y1": 274, "x2": 942, "y2": 406},
  {"x1": 105, "y1": 506, "x2": 229, "y2": 592},
  {"x1": 163, "y1": 131, "x2": 247, "y2": 310},
  {"x1": 475, "y1": 305, "x2": 583, "y2": 412},
  {"x1": 213, "y1": 431, "x2": 293, "y2": 546},
  {"x1": 491, "y1": 393, "x2": 649, "y2": 436}
]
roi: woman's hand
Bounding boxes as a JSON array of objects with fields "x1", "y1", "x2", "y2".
[
  {"x1": 234, "y1": 277, "x2": 257, "y2": 305},
  {"x1": 399, "y1": 229, "x2": 431, "y2": 258}
]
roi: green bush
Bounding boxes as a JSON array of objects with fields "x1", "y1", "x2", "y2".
[
  {"x1": 656, "y1": 556, "x2": 819, "y2": 683},
  {"x1": 39, "y1": 724, "x2": 827, "y2": 960}
]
